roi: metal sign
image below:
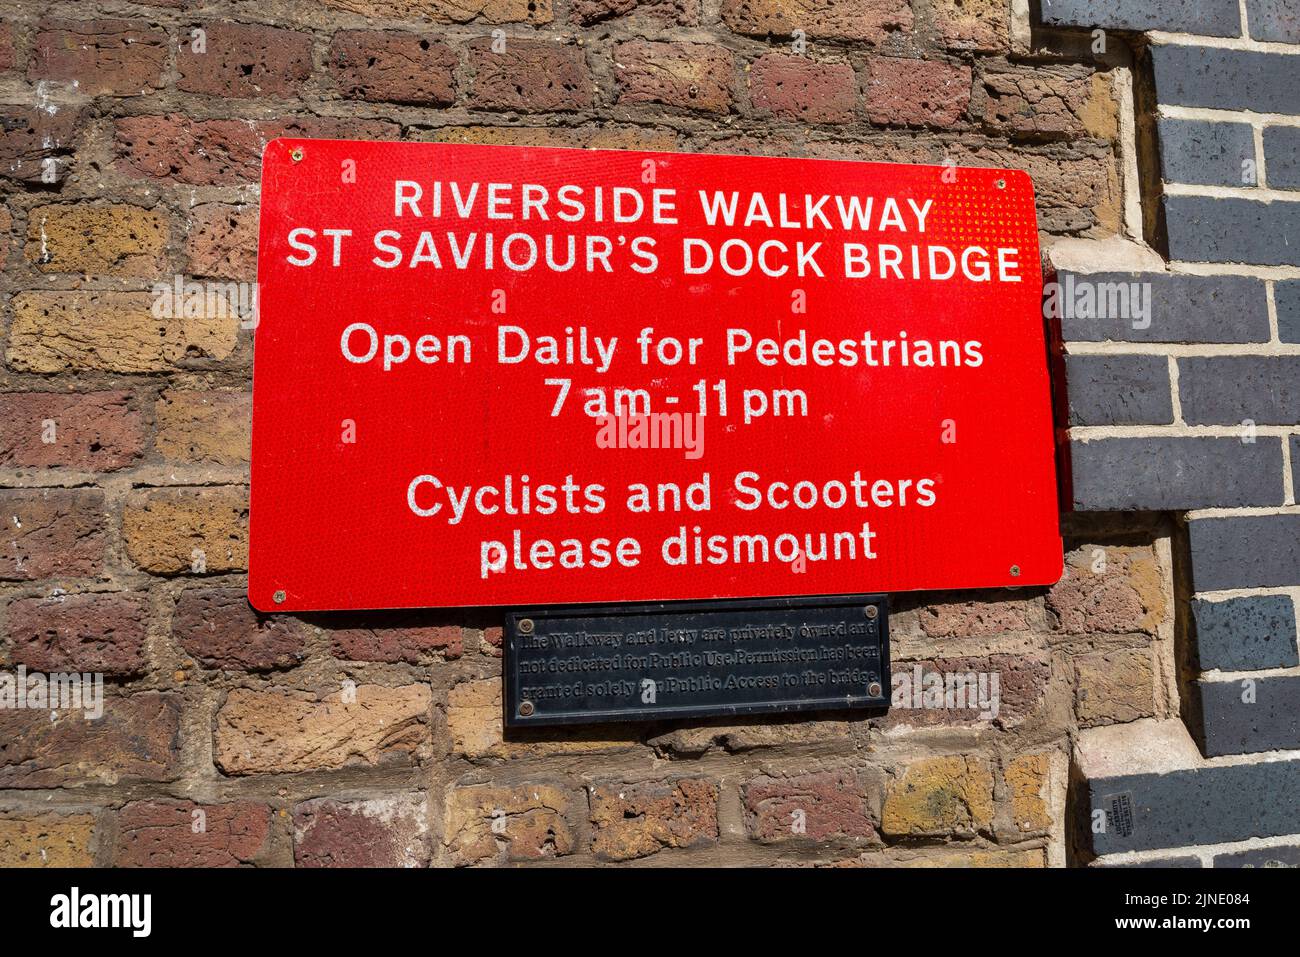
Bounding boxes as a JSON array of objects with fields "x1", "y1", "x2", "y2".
[
  {"x1": 503, "y1": 595, "x2": 889, "y2": 727},
  {"x1": 251, "y1": 139, "x2": 1061, "y2": 611}
]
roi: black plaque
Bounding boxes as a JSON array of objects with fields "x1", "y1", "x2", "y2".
[{"x1": 503, "y1": 594, "x2": 889, "y2": 727}]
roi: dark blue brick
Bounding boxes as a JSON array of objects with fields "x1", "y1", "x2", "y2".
[
  {"x1": 1085, "y1": 758, "x2": 1300, "y2": 855},
  {"x1": 1158, "y1": 118, "x2": 1255, "y2": 187},
  {"x1": 1163, "y1": 195, "x2": 1300, "y2": 266},
  {"x1": 1065, "y1": 354, "x2": 1173, "y2": 426},
  {"x1": 1178, "y1": 356, "x2": 1300, "y2": 425},
  {"x1": 1214, "y1": 844, "x2": 1300, "y2": 867},
  {"x1": 1246, "y1": 1, "x2": 1300, "y2": 42},
  {"x1": 1263, "y1": 126, "x2": 1300, "y2": 191},
  {"x1": 1189, "y1": 514, "x2": 1300, "y2": 590},
  {"x1": 1055, "y1": 272, "x2": 1269, "y2": 343},
  {"x1": 1279, "y1": 281, "x2": 1300, "y2": 344},
  {"x1": 1043, "y1": 0, "x2": 1241, "y2": 36},
  {"x1": 1193, "y1": 595, "x2": 1300, "y2": 672},
  {"x1": 1152, "y1": 45, "x2": 1300, "y2": 114},
  {"x1": 1196, "y1": 675, "x2": 1300, "y2": 756},
  {"x1": 1071, "y1": 437, "x2": 1283, "y2": 510}
]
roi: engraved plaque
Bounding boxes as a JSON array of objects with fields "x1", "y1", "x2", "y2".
[{"x1": 503, "y1": 594, "x2": 889, "y2": 727}]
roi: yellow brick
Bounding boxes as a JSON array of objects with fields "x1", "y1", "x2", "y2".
[
  {"x1": 0, "y1": 814, "x2": 95, "y2": 867},
  {"x1": 26, "y1": 203, "x2": 169, "y2": 276},
  {"x1": 7, "y1": 291, "x2": 238, "y2": 373}
]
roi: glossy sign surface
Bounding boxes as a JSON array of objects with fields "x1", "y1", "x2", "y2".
[{"x1": 251, "y1": 139, "x2": 1061, "y2": 611}]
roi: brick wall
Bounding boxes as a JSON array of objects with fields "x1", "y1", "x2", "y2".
[
  {"x1": 0, "y1": 0, "x2": 1288, "y2": 868},
  {"x1": 1043, "y1": 0, "x2": 1300, "y2": 867}
]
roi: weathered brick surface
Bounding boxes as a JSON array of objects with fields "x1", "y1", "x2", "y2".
[
  {"x1": 0, "y1": 489, "x2": 105, "y2": 581},
  {"x1": 25, "y1": 202, "x2": 169, "y2": 276},
  {"x1": 721, "y1": 0, "x2": 913, "y2": 42},
  {"x1": 1074, "y1": 647, "x2": 1155, "y2": 727},
  {"x1": 863, "y1": 58, "x2": 971, "y2": 127},
  {"x1": 0, "y1": 814, "x2": 95, "y2": 867},
  {"x1": 114, "y1": 801, "x2": 272, "y2": 867},
  {"x1": 320, "y1": 0, "x2": 553, "y2": 24},
  {"x1": 748, "y1": 53, "x2": 856, "y2": 124},
  {"x1": 574, "y1": 0, "x2": 698, "y2": 24},
  {"x1": 214, "y1": 685, "x2": 431, "y2": 775},
  {"x1": 1178, "y1": 357, "x2": 1300, "y2": 426},
  {"x1": 330, "y1": 31, "x2": 457, "y2": 106},
  {"x1": 445, "y1": 784, "x2": 575, "y2": 864},
  {"x1": 177, "y1": 22, "x2": 313, "y2": 98},
  {"x1": 7, "y1": 291, "x2": 239, "y2": 374},
  {"x1": 881, "y1": 756, "x2": 994, "y2": 838},
  {"x1": 447, "y1": 678, "x2": 631, "y2": 759},
  {"x1": 122, "y1": 487, "x2": 249, "y2": 575},
  {"x1": 0, "y1": 693, "x2": 180, "y2": 788},
  {"x1": 467, "y1": 40, "x2": 593, "y2": 112},
  {"x1": 1047, "y1": 545, "x2": 1165, "y2": 635},
  {"x1": 883, "y1": 654, "x2": 1049, "y2": 727},
  {"x1": 590, "y1": 778, "x2": 719, "y2": 860},
  {"x1": 0, "y1": 23, "x2": 14, "y2": 72},
  {"x1": 0, "y1": 107, "x2": 80, "y2": 185},
  {"x1": 1005, "y1": 753, "x2": 1052, "y2": 834},
  {"x1": 0, "y1": 391, "x2": 145, "y2": 470},
  {"x1": 930, "y1": 0, "x2": 1009, "y2": 52},
  {"x1": 742, "y1": 769, "x2": 878, "y2": 843},
  {"x1": 31, "y1": 18, "x2": 168, "y2": 95},
  {"x1": 977, "y1": 64, "x2": 1105, "y2": 137},
  {"x1": 326, "y1": 616, "x2": 461, "y2": 663},
  {"x1": 6, "y1": 592, "x2": 148, "y2": 676},
  {"x1": 294, "y1": 797, "x2": 429, "y2": 867},
  {"x1": 173, "y1": 587, "x2": 303, "y2": 671},
  {"x1": 154, "y1": 390, "x2": 252, "y2": 465},
  {"x1": 115, "y1": 114, "x2": 399, "y2": 185},
  {"x1": 185, "y1": 203, "x2": 258, "y2": 280},
  {"x1": 614, "y1": 41, "x2": 734, "y2": 114}
]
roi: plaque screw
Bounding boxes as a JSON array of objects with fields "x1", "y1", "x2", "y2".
[
  {"x1": 519, "y1": 700, "x2": 535, "y2": 716},
  {"x1": 864, "y1": 605, "x2": 878, "y2": 619},
  {"x1": 518, "y1": 618, "x2": 535, "y2": 635},
  {"x1": 290, "y1": 147, "x2": 304, "y2": 162},
  {"x1": 868, "y1": 682, "x2": 883, "y2": 697},
  {"x1": 273, "y1": 590, "x2": 286, "y2": 604},
  {"x1": 1010, "y1": 565, "x2": 1021, "y2": 578}
]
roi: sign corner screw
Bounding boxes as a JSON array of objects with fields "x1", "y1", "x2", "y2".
[
  {"x1": 868, "y1": 681, "x2": 883, "y2": 697},
  {"x1": 995, "y1": 178, "x2": 1006, "y2": 189},
  {"x1": 272, "y1": 589, "x2": 287, "y2": 604},
  {"x1": 864, "y1": 605, "x2": 878, "y2": 619},
  {"x1": 519, "y1": 700, "x2": 535, "y2": 716},
  {"x1": 518, "y1": 618, "x2": 534, "y2": 634},
  {"x1": 290, "y1": 147, "x2": 304, "y2": 162},
  {"x1": 1009, "y1": 565, "x2": 1021, "y2": 578}
]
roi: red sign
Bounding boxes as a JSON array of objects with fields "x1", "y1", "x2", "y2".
[{"x1": 251, "y1": 139, "x2": 1061, "y2": 611}]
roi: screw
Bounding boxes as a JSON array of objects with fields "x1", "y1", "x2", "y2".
[
  {"x1": 868, "y1": 682, "x2": 883, "y2": 697},
  {"x1": 1010, "y1": 565, "x2": 1021, "y2": 577},
  {"x1": 864, "y1": 605, "x2": 878, "y2": 619},
  {"x1": 290, "y1": 147, "x2": 304, "y2": 162},
  {"x1": 995, "y1": 178, "x2": 1006, "y2": 189},
  {"x1": 519, "y1": 700, "x2": 535, "y2": 716},
  {"x1": 273, "y1": 590, "x2": 286, "y2": 604},
  {"x1": 518, "y1": 618, "x2": 534, "y2": 634}
]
